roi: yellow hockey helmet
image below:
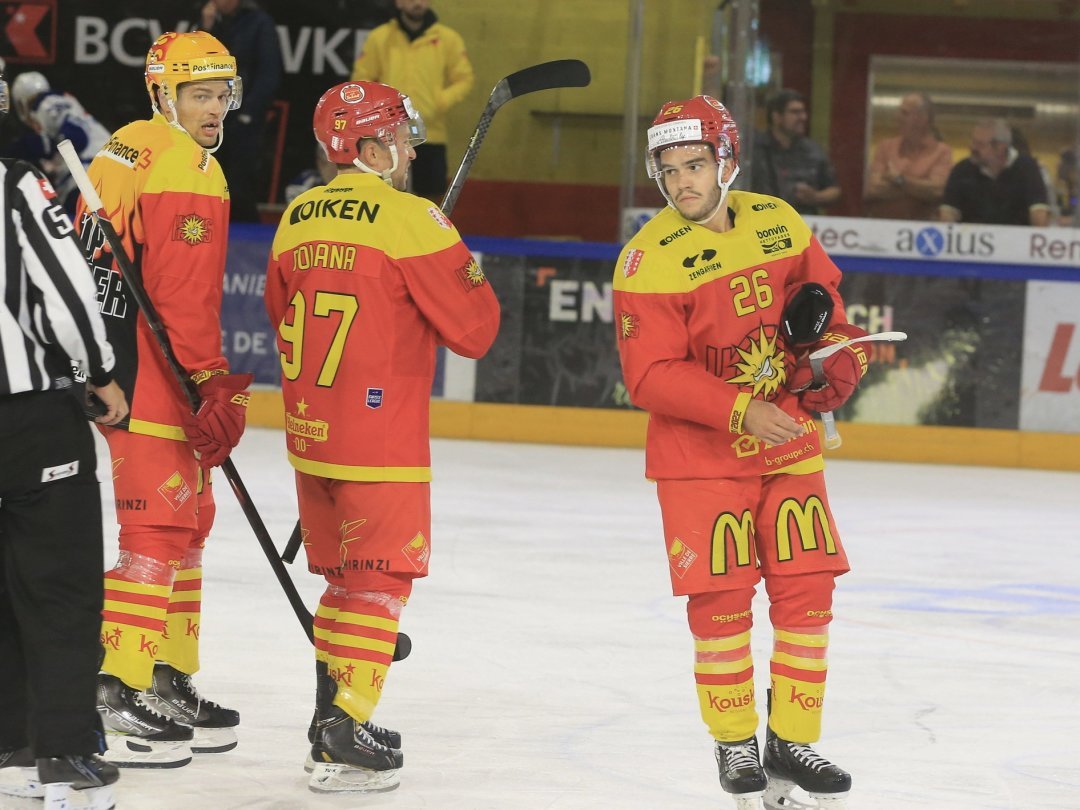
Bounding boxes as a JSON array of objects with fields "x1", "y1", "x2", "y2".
[{"x1": 144, "y1": 31, "x2": 242, "y2": 116}]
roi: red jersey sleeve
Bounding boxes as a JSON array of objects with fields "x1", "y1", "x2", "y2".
[
  {"x1": 396, "y1": 239, "x2": 500, "y2": 359},
  {"x1": 615, "y1": 288, "x2": 746, "y2": 433}
]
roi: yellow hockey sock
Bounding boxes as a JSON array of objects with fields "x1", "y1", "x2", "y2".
[
  {"x1": 694, "y1": 630, "x2": 758, "y2": 742},
  {"x1": 158, "y1": 565, "x2": 203, "y2": 675},
  {"x1": 769, "y1": 626, "x2": 829, "y2": 742},
  {"x1": 100, "y1": 575, "x2": 171, "y2": 690}
]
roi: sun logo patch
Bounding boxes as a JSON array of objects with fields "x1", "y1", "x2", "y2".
[
  {"x1": 618, "y1": 311, "x2": 640, "y2": 340},
  {"x1": 456, "y1": 259, "x2": 487, "y2": 292},
  {"x1": 173, "y1": 214, "x2": 212, "y2": 245},
  {"x1": 727, "y1": 326, "x2": 787, "y2": 398}
]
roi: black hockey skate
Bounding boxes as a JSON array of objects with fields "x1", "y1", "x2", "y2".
[
  {"x1": 763, "y1": 724, "x2": 851, "y2": 809},
  {"x1": 714, "y1": 737, "x2": 766, "y2": 809},
  {"x1": 0, "y1": 747, "x2": 41, "y2": 799},
  {"x1": 141, "y1": 663, "x2": 239, "y2": 753},
  {"x1": 305, "y1": 662, "x2": 401, "y2": 772},
  {"x1": 37, "y1": 755, "x2": 119, "y2": 810},
  {"x1": 308, "y1": 705, "x2": 403, "y2": 793},
  {"x1": 97, "y1": 673, "x2": 193, "y2": 768}
]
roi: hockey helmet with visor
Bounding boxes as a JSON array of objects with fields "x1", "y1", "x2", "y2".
[
  {"x1": 313, "y1": 81, "x2": 426, "y2": 185},
  {"x1": 646, "y1": 95, "x2": 741, "y2": 221},
  {"x1": 145, "y1": 31, "x2": 241, "y2": 150}
]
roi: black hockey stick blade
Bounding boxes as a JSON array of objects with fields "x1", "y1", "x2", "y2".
[
  {"x1": 504, "y1": 59, "x2": 591, "y2": 100},
  {"x1": 442, "y1": 59, "x2": 591, "y2": 214}
]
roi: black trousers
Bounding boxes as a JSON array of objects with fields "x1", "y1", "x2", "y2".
[{"x1": 0, "y1": 390, "x2": 105, "y2": 757}]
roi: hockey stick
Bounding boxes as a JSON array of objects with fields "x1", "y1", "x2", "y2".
[
  {"x1": 441, "y1": 58, "x2": 591, "y2": 213},
  {"x1": 280, "y1": 59, "x2": 593, "y2": 566},
  {"x1": 810, "y1": 330, "x2": 908, "y2": 449},
  {"x1": 57, "y1": 139, "x2": 315, "y2": 644}
]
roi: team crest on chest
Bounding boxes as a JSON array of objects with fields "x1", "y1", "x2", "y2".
[{"x1": 726, "y1": 326, "x2": 787, "y2": 398}]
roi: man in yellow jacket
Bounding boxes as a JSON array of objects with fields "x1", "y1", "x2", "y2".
[{"x1": 351, "y1": 0, "x2": 473, "y2": 200}]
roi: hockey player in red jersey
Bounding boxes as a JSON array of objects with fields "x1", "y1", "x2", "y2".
[
  {"x1": 265, "y1": 80, "x2": 500, "y2": 793},
  {"x1": 613, "y1": 96, "x2": 864, "y2": 809},
  {"x1": 74, "y1": 31, "x2": 251, "y2": 767}
]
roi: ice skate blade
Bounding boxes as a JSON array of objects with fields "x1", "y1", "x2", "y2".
[
  {"x1": 42, "y1": 782, "x2": 116, "y2": 810},
  {"x1": 191, "y1": 726, "x2": 238, "y2": 754},
  {"x1": 764, "y1": 777, "x2": 848, "y2": 810},
  {"x1": 0, "y1": 766, "x2": 43, "y2": 798},
  {"x1": 303, "y1": 751, "x2": 315, "y2": 773},
  {"x1": 102, "y1": 734, "x2": 192, "y2": 769},
  {"x1": 308, "y1": 762, "x2": 401, "y2": 793}
]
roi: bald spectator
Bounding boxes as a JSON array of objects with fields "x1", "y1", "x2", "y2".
[
  {"x1": 940, "y1": 119, "x2": 1049, "y2": 227},
  {"x1": 863, "y1": 93, "x2": 953, "y2": 221},
  {"x1": 750, "y1": 89, "x2": 841, "y2": 215}
]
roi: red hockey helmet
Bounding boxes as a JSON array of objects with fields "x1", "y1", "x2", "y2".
[
  {"x1": 645, "y1": 95, "x2": 740, "y2": 179},
  {"x1": 313, "y1": 81, "x2": 426, "y2": 165}
]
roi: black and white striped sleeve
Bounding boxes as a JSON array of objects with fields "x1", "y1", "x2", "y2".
[{"x1": 2, "y1": 160, "x2": 115, "y2": 391}]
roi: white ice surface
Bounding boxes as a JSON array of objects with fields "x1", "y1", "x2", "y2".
[{"x1": 19, "y1": 427, "x2": 1080, "y2": 809}]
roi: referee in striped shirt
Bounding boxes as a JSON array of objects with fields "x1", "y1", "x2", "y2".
[{"x1": 0, "y1": 73, "x2": 128, "y2": 799}]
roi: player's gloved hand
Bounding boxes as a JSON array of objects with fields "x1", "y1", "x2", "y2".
[
  {"x1": 788, "y1": 323, "x2": 871, "y2": 413},
  {"x1": 182, "y1": 372, "x2": 254, "y2": 467}
]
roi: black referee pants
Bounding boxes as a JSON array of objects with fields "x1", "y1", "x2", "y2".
[{"x1": 0, "y1": 390, "x2": 105, "y2": 757}]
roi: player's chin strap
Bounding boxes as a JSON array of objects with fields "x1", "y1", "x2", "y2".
[
  {"x1": 689, "y1": 160, "x2": 740, "y2": 225},
  {"x1": 161, "y1": 97, "x2": 225, "y2": 153},
  {"x1": 353, "y1": 142, "x2": 400, "y2": 186}
]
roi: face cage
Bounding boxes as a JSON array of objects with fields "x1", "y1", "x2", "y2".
[
  {"x1": 352, "y1": 116, "x2": 426, "y2": 185},
  {"x1": 646, "y1": 141, "x2": 729, "y2": 206},
  {"x1": 647, "y1": 142, "x2": 741, "y2": 223}
]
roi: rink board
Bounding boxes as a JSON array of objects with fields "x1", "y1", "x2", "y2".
[
  {"x1": 247, "y1": 392, "x2": 1080, "y2": 472},
  {"x1": 231, "y1": 222, "x2": 1080, "y2": 472}
]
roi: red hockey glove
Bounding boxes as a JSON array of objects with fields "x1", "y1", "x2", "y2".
[
  {"x1": 788, "y1": 323, "x2": 872, "y2": 413},
  {"x1": 182, "y1": 373, "x2": 254, "y2": 468}
]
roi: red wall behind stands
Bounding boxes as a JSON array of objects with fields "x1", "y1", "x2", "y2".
[{"x1": 828, "y1": 12, "x2": 1080, "y2": 218}]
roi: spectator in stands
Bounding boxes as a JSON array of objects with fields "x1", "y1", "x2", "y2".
[
  {"x1": 940, "y1": 119, "x2": 1049, "y2": 227},
  {"x1": 750, "y1": 88, "x2": 841, "y2": 216},
  {"x1": 863, "y1": 92, "x2": 953, "y2": 221},
  {"x1": 351, "y1": 0, "x2": 474, "y2": 201},
  {"x1": 199, "y1": 0, "x2": 283, "y2": 221}
]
